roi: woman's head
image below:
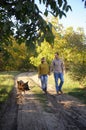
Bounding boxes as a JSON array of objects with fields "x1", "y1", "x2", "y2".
[{"x1": 41, "y1": 57, "x2": 46, "y2": 63}]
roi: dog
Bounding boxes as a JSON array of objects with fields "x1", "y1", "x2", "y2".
[{"x1": 17, "y1": 80, "x2": 30, "y2": 95}]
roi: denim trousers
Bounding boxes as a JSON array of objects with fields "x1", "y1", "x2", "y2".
[
  {"x1": 54, "y1": 72, "x2": 64, "y2": 91},
  {"x1": 40, "y1": 75, "x2": 48, "y2": 90}
]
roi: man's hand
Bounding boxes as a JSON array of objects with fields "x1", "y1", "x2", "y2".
[{"x1": 38, "y1": 75, "x2": 41, "y2": 78}]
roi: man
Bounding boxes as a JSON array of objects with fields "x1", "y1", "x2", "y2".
[{"x1": 51, "y1": 52, "x2": 65, "y2": 94}]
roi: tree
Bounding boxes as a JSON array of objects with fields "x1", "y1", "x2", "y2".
[
  {"x1": 0, "y1": 0, "x2": 72, "y2": 47},
  {"x1": 64, "y1": 27, "x2": 86, "y2": 86},
  {"x1": 0, "y1": 37, "x2": 33, "y2": 71}
]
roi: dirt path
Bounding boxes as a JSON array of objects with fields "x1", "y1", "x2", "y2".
[{"x1": 0, "y1": 72, "x2": 86, "y2": 130}]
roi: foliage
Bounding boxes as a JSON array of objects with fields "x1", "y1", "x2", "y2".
[
  {"x1": 64, "y1": 27, "x2": 86, "y2": 86},
  {"x1": 69, "y1": 63, "x2": 86, "y2": 86},
  {"x1": 30, "y1": 41, "x2": 54, "y2": 66},
  {"x1": 0, "y1": 0, "x2": 72, "y2": 46},
  {"x1": 0, "y1": 37, "x2": 34, "y2": 71}
]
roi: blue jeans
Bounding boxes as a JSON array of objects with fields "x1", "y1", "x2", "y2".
[
  {"x1": 54, "y1": 72, "x2": 64, "y2": 91},
  {"x1": 40, "y1": 75, "x2": 48, "y2": 90}
]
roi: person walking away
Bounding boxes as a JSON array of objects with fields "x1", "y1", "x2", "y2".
[
  {"x1": 50, "y1": 52, "x2": 65, "y2": 94},
  {"x1": 38, "y1": 57, "x2": 50, "y2": 93}
]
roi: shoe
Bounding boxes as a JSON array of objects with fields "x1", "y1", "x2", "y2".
[
  {"x1": 59, "y1": 90, "x2": 63, "y2": 94},
  {"x1": 57, "y1": 91, "x2": 60, "y2": 95},
  {"x1": 43, "y1": 88, "x2": 47, "y2": 94},
  {"x1": 45, "y1": 90, "x2": 47, "y2": 94}
]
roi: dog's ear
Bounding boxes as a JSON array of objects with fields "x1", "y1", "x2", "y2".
[
  {"x1": 24, "y1": 81, "x2": 28, "y2": 85},
  {"x1": 24, "y1": 81, "x2": 30, "y2": 90},
  {"x1": 26, "y1": 81, "x2": 28, "y2": 84},
  {"x1": 17, "y1": 81, "x2": 19, "y2": 84}
]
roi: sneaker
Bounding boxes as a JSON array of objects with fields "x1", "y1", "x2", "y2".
[
  {"x1": 45, "y1": 90, "x2": 47, "y2": 94},
  {"x1": 59, "y1": 90, "x2": 63, "y2": 94},
  {"x1": 57, "y1": 91, "x2": 60, "y2": 95},
  {"x1": 43, "y1": 88, "x2": 47, "y2": 94}
]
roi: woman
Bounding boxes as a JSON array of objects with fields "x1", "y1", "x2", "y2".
[{"x1": 38, "y1": 57, "x2": 50, "y2": 93}]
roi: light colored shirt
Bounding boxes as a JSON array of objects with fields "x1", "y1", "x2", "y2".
[{"x1": 51, "y1": 58, "x2": 64, "y2": 73}]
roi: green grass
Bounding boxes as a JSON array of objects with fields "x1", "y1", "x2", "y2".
[
  {"x1": 63, "y1": 73, "x2": 80, "y2": 92},
  {"x1": 68, "y1": 87, "x2": 86, "y2": 104},
  {"x1": 0, "y1": 71, "x2": 20, "y2": 103},
  {"x1": 48, "y1": 73, "x2": 86, "y2": 103}
]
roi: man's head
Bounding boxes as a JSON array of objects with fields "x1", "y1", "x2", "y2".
[{"x1": 55, "y1": 52, "x2": 59, "y2": 59}]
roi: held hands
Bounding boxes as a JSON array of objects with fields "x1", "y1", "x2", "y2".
[
  {"x1": 38, "y1": 75, "x2": 41, "y2": 79},
  {"x1": 62, "y1": 70, "x2": 65, "y2": 75},
  {"x1": 48, "y1": 73, "x2": 50, "y2": 75},
  {"x1": 48, "y1": 72, "x2": 51, "y2": 76}
]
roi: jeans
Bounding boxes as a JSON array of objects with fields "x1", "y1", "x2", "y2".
[
  {"x1": 54, "y1": 72, "x2": 64, "y2": 91},
  {"x1": 40, "y1": 75, "x2": 48, "y2": 90}
]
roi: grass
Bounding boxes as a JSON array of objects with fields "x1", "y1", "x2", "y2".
[
  {"x1": 48, "y1": 73, "x2": 86, "y2": 104},
  {"x1": 68, "y1": 87, "x2": 86, "y2": 104},
  {"x1": 0, "y1": 71, "x2": 20, "y2": 103}
]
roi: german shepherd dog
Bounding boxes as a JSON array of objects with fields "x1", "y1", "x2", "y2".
[{"x1": 17, "y1": 80, "x2": 30, "y2": 98}]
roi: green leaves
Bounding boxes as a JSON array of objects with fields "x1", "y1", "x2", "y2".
[
  {"x1": 44, "y1": 9, "x2": 48, "y2": 16},
  {"x1": 0, "y1": 0, "x2": 72, "y2": 47},
  {"x1": 58, "y1": 0, "x2": 63, "y2": 7}
]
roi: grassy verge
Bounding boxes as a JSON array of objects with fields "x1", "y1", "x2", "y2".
[
  {"x1": 0, "y1": 71, "x2": 20, "y2": 103},
  {"x1": 68, "y1": 88, "x2": 86, "y2": 104},
  {"x1": 48, "y1": 73, "x2": 86, "y2": 104}
]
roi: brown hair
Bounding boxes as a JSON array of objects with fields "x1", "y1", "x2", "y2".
[
  {"x1": 55, "y1": 52, "x2": 59, "y2": 55},
  {"x1": 41, "y1": 57, "x2": 45, "y2": 63}
]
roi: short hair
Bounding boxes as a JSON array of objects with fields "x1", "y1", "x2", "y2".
[{"x1": 55, "y1": 52, "x2": 59, "y2": 55}]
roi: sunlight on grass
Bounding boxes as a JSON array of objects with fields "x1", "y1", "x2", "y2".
[
  {"x1": 48, "y1": 73, "x2": 86, "y2": 103},
  {"x1": 0, "y1": 71, "x2": 20, "y2": 103},
  {"x1": 63, "y1": 73, "x2": 79, "y2": 93}
]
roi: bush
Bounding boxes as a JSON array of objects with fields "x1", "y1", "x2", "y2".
[{"x1": 69, "y1": 63, "x2": 86, "y2": 87}]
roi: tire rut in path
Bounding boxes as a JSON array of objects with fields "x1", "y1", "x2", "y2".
[
  {"x1": 46, "y1": 93, "x2": 86, "y2": 130},
  {"x1": 17, "y1": 90, "x2": 65, "y2": 130},
  {"x1": 17, "y1": 92, "x2": 49, "y2": 130}
]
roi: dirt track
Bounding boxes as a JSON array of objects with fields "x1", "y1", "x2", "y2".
[{"x1": 0, "y1": 72, "x2": 86, "y2": 130}]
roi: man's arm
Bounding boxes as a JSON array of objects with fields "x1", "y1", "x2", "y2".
[{"x1": 61, "y1": 61, "x2": 65, "y2": 74}]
